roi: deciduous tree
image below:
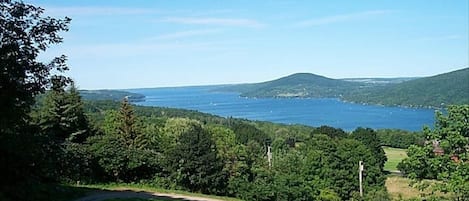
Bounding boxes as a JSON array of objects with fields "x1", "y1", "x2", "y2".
[
  {"x1": 398, "y1": 105, "x2": 469, "y2": 200},
  {"x1": 0, "y1": 1, "x2": 70, "y2": 199},
  {"x1": 165, "y1": 120, "x2": 225, "y2": 194}
]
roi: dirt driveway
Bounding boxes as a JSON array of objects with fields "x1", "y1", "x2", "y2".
[{"x1": 73, "y1": 189, "x2": 225, "y2": 201}]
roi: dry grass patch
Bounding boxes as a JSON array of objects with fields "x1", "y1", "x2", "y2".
[
  {"x1": 386, "y1": 176, "x2": 421, "y2": 199},
  {"x1": 386, "y1": 176, "x2": 452, "y2": 200}
]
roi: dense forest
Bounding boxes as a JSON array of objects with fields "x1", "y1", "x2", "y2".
[
  {"x1": 345, "y1": 68, "x2": 469, "y2": 108},
  {"x1": 218, "y1": 68, "x2": 469, "y2": 108},
  {"x1": 1, "y1": 1, "x2": 468, "y2": 201}
]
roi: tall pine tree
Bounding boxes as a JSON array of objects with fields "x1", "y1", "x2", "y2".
[
  {"x1": 166, "y1": 120, "x2": 225, "y2": 194},
  {"x1": 37, "y1": 81, "x2": 89, "y2": 144},
  {"x1": 118, "y1": 97, "x2": 139, "y2": 147}
]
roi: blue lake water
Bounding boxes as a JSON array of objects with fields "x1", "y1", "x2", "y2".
[{"x1": 128, "y1": 86, "x2": 436, "y2": 131}]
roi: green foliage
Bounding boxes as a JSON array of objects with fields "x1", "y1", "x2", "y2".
[
  {"x1": 118, "y1": 98, "x2": 140, "y2": 147},
  {"x1": 398, "y1": 105, "x2": 469, "y2": 200},
  {"x1": 377, "y1": 129, "x2": 424, "y2": 149},
  {"x1": 35, "y1": 82, "x2": 90, "y2": 144},
  {"x1": 219, "y1": 68, "x2": 469, "y2": 108},
  {"x1": 312, "y1": 125, "x2": 348, "y2": 138},
  {"x1": 0, "y1": 1, "x2": 70, "y2": 199},
  {"x1": 89, "y1": 101, "x2": 162, "y2": 182},
  {"x1": 350, "y1": 127, "x2": 388, "y2": 171},
  {"x1": 231, "y1": 121, "x2": 269, "y2": 145},
  {"x1": 224, "y1": 72, "x2": 366, "y2": 98},
  {"x1": 345, "y1": 68, "x2": 469, "y2": 108},
  {"x1": 206, "y1": 125, "x2": 240, "y2": 177},
  {"x1": 164, "y1": 120, "x2": 225, "y2": 194},
  {"x1": 318, "y1": 189, "x2": 341, "y2": 201},
  {"x1": 29, "y1": 82, "x2": 93, "y2": 182}
]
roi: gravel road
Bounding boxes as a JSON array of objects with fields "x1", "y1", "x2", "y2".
[{"x1": 73, "y1": 189, "x2": 225, "y2": 201}]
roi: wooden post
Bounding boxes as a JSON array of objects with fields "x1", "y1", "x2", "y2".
[
  {"x1": 267, "y1": 145, "x2": 272, "y2": 168},
  {"x1": 359, "y1": 161, "x2": 364, "y2": 197}
]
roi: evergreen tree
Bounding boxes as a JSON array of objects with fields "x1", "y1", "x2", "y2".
[
  {"x1": 90, "y1": 100, "x2": 160, "y2": 182},
  {"x1": 37, "y1": 81, "x2": 88, "y2": 144},
  {"x1": 64, "y1": 82, "x2": 89, "y2": 143},
  {"x1": 118, "y1": 97, "x2": 138, "y2": 147},
  {"x1": 166, "y1": 120, "x2": 225, "y2": 194},
  {"x1": 32, "y1": 81, "x2": 91, "y2": 181}
]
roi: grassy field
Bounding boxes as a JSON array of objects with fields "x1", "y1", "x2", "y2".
[
  {"x1": 383, "y1": 146, "x2": 407, "y2": 172},
  {"x1": 386, "y1": 176, "x2": 422, "y2": 199}
]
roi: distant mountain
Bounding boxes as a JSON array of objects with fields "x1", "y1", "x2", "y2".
[
  {"x1": 344, "y1": 68, "x2": 469, "y2": 108},
  {"x1": 220, "y1": 73, "x2": 368, "y2": 98},
  {"x1": 217, "y1": 68, "x2": 469, "y2": 108},
  {"x1": 79, "y1": 90, "x2": 145, "y2": 102}
]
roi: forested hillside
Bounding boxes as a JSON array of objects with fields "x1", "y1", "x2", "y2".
[
  {"x1": 219, "y1": 73, "x2": 368, "y2": 98},
  {"x1": 344, "y1": 68, "x2": 469, "y2": 108},
  {"x1": 219, "y1": 68, "x2": 469, "y2": 108}
]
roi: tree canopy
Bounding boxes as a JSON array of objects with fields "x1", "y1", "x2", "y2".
[
  {"x1": 1, "y1": 1, "x2": 70, "y2": 200},
  {"x1": 398, "y1": 105, "x2": 469, "y2": 200}
]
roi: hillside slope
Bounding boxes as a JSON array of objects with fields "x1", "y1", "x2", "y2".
[
  {"x1": 217, "y1": 68, "x2": 469, "y2": 108},
  {"x1": 230, "y1": 73, "x2": 367, "y2": 98},
  {"x1": 344, "y1": 68, "x2": 469, "y2": 108}
]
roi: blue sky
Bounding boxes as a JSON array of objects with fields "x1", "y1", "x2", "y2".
[{"x1": 29, "y1": 0, "x2": 468, "y2": 89}]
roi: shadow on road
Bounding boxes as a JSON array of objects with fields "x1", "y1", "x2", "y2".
[{"x1": 73, "y1": 188, "x2": 222, "y2": 201}]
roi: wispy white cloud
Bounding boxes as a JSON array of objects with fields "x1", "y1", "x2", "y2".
[
  {"x1": 416, "y1": 34, "x2": 464, "y2": 42},
  {"x1": 149, "y1": 29, "x2": 223, "y2": 40},
  {"x1": 295, "y1": 10, "x2": 394, "y2": 27},
  {"x1": 161, "y1": 17, "x2": 264, "y2": 28},
  {"x1": 43, "y1": 6, "x2": 156, "y2": 16},
  {"x1": 65, "y1": 40, "x2": 239, "y2": 60}
]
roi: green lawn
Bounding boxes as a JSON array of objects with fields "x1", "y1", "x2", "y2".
[{"x1": 383, "y1": 146, "x2": 407, "y2": 172}]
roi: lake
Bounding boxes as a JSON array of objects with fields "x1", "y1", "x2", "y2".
[{"x1": 128, "y1": 86, "x2": 435, "y2": 131}]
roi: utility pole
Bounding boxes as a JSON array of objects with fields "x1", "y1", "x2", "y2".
[
  {"x1": 267, "y1": 145, "x2": 272, "y2": 168},
  {"x1": 359, "y1": 160, "x2": 364, "y2": 197}
]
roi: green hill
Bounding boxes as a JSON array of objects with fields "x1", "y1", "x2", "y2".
[
  {"x1": 344, "y1": 68, "x2": 469, "y2": 108},
  {"x1": 218, "y1": 68, "x2": 469, "y2": 108},
  {"x1": 223, "y1": 73, "x2": 368, "y2": 98}
]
